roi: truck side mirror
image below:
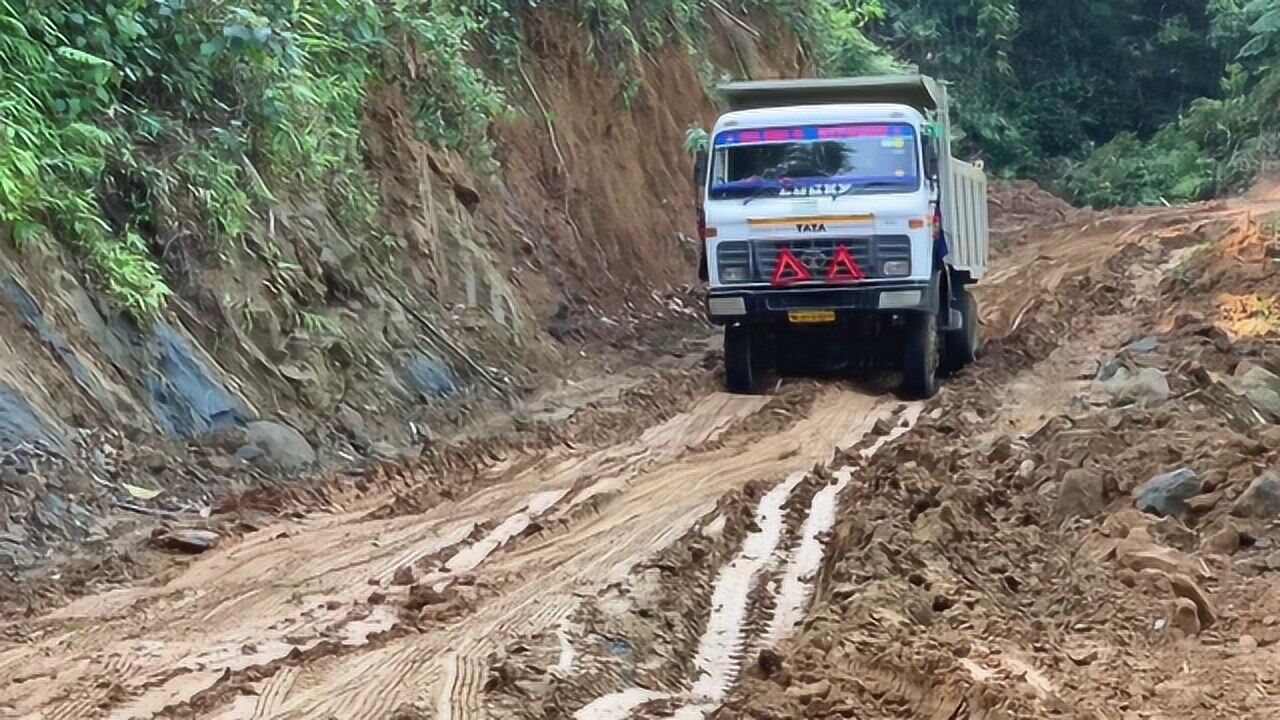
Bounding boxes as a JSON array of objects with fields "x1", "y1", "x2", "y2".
[
  {"x1": 922, "y1": 141, "x2": 939, "y2": 182},
  {"x1": 693, "y1": 150, "x2": 708, "y2": 189}
]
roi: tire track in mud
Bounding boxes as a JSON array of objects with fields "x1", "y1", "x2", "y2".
[
  {"x1": 199, "y1": 388, "x2": 897, "y2": 720},
  {"x1": 761, "y1": 408, "x2": 922, "y2": 649},
  {"x1": 569, "y1": 405, "x2": 923, "y2": 720},
  {"x1": 2, "y1": 352, "x2": 901, "y2": 719},
  {"x1": 0, "y1": 389, "x2": 771, "y2": 720}
]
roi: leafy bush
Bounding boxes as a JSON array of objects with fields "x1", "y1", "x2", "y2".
[
  {"x1": 1062, "y1": 0, "x2": 1280, "y2": 207},
  {"x1": 0, "y1": 0, "x2": 509, "y2": 318},
  {"x1": 2, "y1": 0, "x2": 894, "y2": 318}
]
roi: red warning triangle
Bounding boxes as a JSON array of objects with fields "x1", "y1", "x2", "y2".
[
  {"x1": 826, "y1": 245, "x2": 865, "y2": 282},
  {"x1": 772, "y1": 248, "x2": 811, "y2": 286}
]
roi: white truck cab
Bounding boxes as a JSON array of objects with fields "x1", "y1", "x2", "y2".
[{"x1": 695, "y1": 76, "x2": 988, "y2": 397}]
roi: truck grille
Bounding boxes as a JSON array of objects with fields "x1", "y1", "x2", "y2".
[{"x1": 754, "y1": 236, "x2": 910, "y2": 282}]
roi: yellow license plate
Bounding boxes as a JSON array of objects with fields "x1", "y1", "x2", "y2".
[{"x1": 788, "y1": 310, "x2": 836, "y2": 324}]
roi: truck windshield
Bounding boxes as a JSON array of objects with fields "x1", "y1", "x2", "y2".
[{"x1": 707, "y1": 123, "x2": 920, "y2": 201}]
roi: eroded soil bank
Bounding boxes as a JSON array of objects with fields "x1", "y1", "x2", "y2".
[{"x1": 0, "y1": 6, "x2": 798, "y2": 593}]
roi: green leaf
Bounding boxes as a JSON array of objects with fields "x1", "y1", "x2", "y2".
[
  {"x1": 13, "y1": 221, "x2": 44, "y2": 245},
  {"x1": 55, "y1": 46, "x2": 113, "y2": 68},
  {"x1": 1238, "y1": 34, "x2": 1271, "y2": 58},
  {"x1": 200, "y1": 37, "x2": 225, "y2": 57}
]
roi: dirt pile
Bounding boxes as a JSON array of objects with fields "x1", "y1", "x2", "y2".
[
  {"x1": 726, "y1": 208, "x2": 1280, "y2": 718},
  {"x1": 986, "y1": 180, "x2": 1099, "y2": 254}
]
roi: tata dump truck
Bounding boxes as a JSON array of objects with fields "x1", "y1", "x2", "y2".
[{"x1": 694, "y1": 76, "x2": 988, "y2": 398}]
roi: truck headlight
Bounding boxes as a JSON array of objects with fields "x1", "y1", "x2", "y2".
[
  {"x1": 882, "y1": 260, "x2": 911, "y2": 276},
  {"x1": 721, "y1": 266, "x2": 749, "y2": 283}
]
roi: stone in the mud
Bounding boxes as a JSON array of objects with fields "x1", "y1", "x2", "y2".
[
  {"x1": 336, "y1": 405, "x2": 373, "y2": 446},
  {"x1": 155, "y1": 529, "x2": 220, "y2": 553},
  {"x1": 1058, "y1": 469, "x2": 1106, "y2": 519},
  {"x1": 1066, "y1": 647, "x2": 1099, "y2": 666},
  {"x1": 392, "y1": 565, "x2": 416, "y2": 586},
  {"x1": 399, "y1": 352, "x2": 458, "y2": 400},
  {"x1": 1235, "y1": 363, "x2": 1280, "y2": 419},
  {"x1": 1133, "y1": 468, "x2": 1202, "y2": 518},
  {"x1": 1170, "y1": 598, "x2": 1202, "y2": 636},
  {"x1": 368, "y1": 441, "x2": 401, "y2": 461},
  {"x1": 1202, "y1": 524, "x2": 1241, "y2": 556},
  {"x1": 199, "y1": 453, "x2": 243, "y2": 475},
  {"x1": 984, "y1": 435, "x2": 1017, "y2": 463},
  {"x1": 1126, "y1": 337, "x2": 1159, "y2": 354},
  {"x1": 233, "y1": 443, "x2": 265, "y2": 462},
  {"x1": 1097, "y1": 366, "x2": 1170, "y2": 406},
  {"x1": 1150, "y1": 515, "x2": 1197, "y2": 552},
  {"x1": 405, "y1": 582, "x2": 448, "y2": 610},
  {"x1": 1116, "y1": 527, "x2": 1207, "y2": 580},
  {"x1": 871, "y1": 417, "x2": 894, "y2": 436},
  {"x1": 756, "y1": 648, "x2": 784, "y2": 679},
  {"x1": 785, "y1": 679, "x2": 831, "y2": 702},
  {"x1": 1017, "y1": 459, "x2": 1037, "y2": 483},
  {"x1": 244, "y1": 420, "x2": 316, "y2": 471},
  {"x1": 1167, "y1": 573, "x2": 1216, "y2": 628},
  {"x1": 1230, "y1": 471, "x2": 1280, "y2": 519},
  {"x1": 141, "y1": 452, "x2": 169, "y2": 473}
]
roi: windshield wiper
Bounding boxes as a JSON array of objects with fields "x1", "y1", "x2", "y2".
[
  {"x1": 830, "y1": 179, "x2": 910, "y2": 200},
  {"x1": 741, "y1": 180, "x2": 789, "y2": 206}
]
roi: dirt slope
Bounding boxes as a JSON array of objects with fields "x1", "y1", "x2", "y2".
[
  {"x1": 3, "y1": 187, "x2": 1274, "y2": 720},
  {"x1": 0, "y1": 7, "x2": 801, "y2": 587}
]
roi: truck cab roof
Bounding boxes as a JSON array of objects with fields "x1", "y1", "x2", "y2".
[{"x1": 712, "y1": 103, "x2": 926, "y2": 136}]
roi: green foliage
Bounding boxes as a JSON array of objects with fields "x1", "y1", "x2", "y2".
[
  {"x1": 1, "y1": 0, "x2": 511, "y2": 318},
  {"x1": 684, "y1": 124, "x2": 709, "y2": 154},
  {"x1": 10, "y1": 0, "x2": 886, "y2": 318},
  {"x1": 866, "y1": 1, "x2": 1234, "y2": 174},
  {"x1": 1062, "y1": 0, "x2": 1280, "y2": 206},
  {"x1": 761, "y1": 0, "x2": 897, "y2": 76}
]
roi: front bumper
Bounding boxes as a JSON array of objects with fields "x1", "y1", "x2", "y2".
[{"x1": 705, "y1": 280, "x2": 935, "y2": 325}]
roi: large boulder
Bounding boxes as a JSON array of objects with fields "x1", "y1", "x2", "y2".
[
  {"x1": 1096, "y1": 364, "x2": 1170, "y2": 406},
  {"x1": 244, "y1": 420, "x2": 316, "y2": 471},
  {"x1": 1235, "y1": 363, "x2": 1280, "y2": 420},
  {"x1": 1058, "y1": 468, "x2": 1107, "y2": 518},
  {"x1": 1231, "y1": 471, "x2": 1280, "y2": 519},
  {"x1": 1133, "y1": 468, "x2": 1202, "y2": 518}
]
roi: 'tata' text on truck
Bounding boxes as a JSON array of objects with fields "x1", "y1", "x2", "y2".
[{"x1": 693, "y1": 76, "x2": 989, "y2": 398}]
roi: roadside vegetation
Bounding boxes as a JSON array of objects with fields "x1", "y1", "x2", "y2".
[
  {"x1": 0, "y1": 0, "x2": 887, "y2": 317},
  {"x1": 865, "y1": 0, "x2": 1280, "y2": 206},
  {"x1": 1, "y1": 0, "x2": 1277, "y2": 316}
]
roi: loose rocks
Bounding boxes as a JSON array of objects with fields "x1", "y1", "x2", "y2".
[
  {"x1": 244, "y1": 420, "x2": 316, "y2": 471},
  {"x1": 1230, "y1": 471, "x2": 1280, "y2": 519},
  {"x1": 1134, "y1": 468, "x2": 1202, "y2": 518},
  {"x1": 1059, "y1": 468, "x2": 1107, "y2": 518}
]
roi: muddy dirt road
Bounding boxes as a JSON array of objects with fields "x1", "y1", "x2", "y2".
[{"x1": 2, "y1": 188, "x2": 1278, "y2": 719}]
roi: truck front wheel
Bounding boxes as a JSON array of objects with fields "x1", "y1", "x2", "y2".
[
  {"x1": 901, "y1": 312, "x2": 939, "y2": 399},
  {"x1": 724, "y1": 324, "x2": 767, "y2": 394}
]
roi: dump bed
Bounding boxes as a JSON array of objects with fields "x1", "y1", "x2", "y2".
[
  {"x1": 716, "y1": 76, "x2": 988, "y2": 280},
  {"x1": 719, "y1": 76, "x2": 947, "y2": 114}
]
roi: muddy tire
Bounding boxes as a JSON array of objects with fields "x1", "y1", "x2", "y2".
[
  {"x1": 901, "y1": 311, "x2": 939, "y2": 399},
  {"x1": 724, "y1": 324, "x2": 767, "y2": 394},
  {"x1": 943, "y1": 287, "x2": 981, "y2": 374}
]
